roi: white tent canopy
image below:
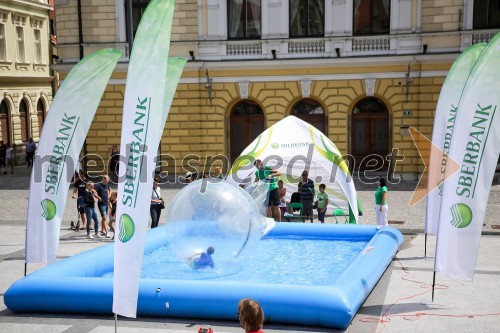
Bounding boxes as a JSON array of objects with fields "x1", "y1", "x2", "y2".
[{"x1": 228, "y1": 116, "x2": 360, "y2": 223}]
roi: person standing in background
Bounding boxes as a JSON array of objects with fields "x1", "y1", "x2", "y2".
[
  {"x1": 150, "y1": 177, "x2": 163, "y2": 228},
  {"x1": 0, "y1": 141, "x2": 6, "y2": 174},
  {"x1": 254, "y1": 159, "x2": 281, "y2": 222},
  {"x1": 109, "y1": 145, "x2": 119, "y2": 183},
  {"x1": 375, "y1": 177, "x2": 389, "y2": 227},
  {"x1": 5, "y1": 143, "x2": 13, "y2": 174},
  {"x1": 299, "y1": 170, "x2": 315, "y2": 223},
  {"x1": 316, "y1": 183, "x2": 329, "y2": 223},
  {"x1": 25, "y1": 138, "x2": 36, "y2": 167}
]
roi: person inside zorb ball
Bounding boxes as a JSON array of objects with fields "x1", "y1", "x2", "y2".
[{"x1": 165, "y1": 179, "x2": 269, "y2": 270}]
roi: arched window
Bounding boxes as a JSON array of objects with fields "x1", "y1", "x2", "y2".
[
  {"x1": 290, "y1": 98, "x2": 326, "y2": 134},
  {"x1": 0, "y1": 99, "x2": 11, "y2": 145},
  {"x1": 353, "y1": 0, "x2": 390, "y2": 35},
  {"x1": 19, "y1": 99, "x2": 30, "y2": 142},
  {"x1": 230, "y1": 100, "x2": 264, "y2": 162},
  {"x1": 37, "y1": 99, "x2": 45, "y2": 136},
  {"x1": 351, "y1": 97, "x2": 390, "y2": 170}
]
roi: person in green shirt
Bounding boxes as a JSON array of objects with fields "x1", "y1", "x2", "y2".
[
  {"x1": 375, "y1": 177, "x2": 388, "y2": 227},
  {"x1": 254, "y1": 159, "x2": 281, "y2": 221},
  {"x1": 316, "y1": 183, "x2": 329, "y2": 223}
]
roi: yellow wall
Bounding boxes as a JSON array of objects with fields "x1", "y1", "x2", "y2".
[{"x1": 76, "y1": 61, "x2": 447, "y2": 176}]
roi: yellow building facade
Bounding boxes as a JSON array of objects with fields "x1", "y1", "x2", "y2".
[
  {"x1": 0, "y1": 0, "x2": 54, "y2": 164},
  {"x1": 52, "y1": 0, "x2": 499, "y2": 178}
]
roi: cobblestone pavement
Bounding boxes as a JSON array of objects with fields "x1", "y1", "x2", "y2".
[
  {"x1": 1, "y1": 166, "x2": 498, "y2": 234},
  {"x1": 1, "y1": 166, "x2": 499, "y2": 332}
]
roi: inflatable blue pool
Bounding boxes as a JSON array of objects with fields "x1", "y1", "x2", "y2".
[{"x1": 5, "y1": 223, "x2": 403, "y2": 329}]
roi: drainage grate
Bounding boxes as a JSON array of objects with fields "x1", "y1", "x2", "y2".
[
  {"x1": 388, "y1": 220, "x2": 405, "y2": 225},
  {"x1": 491, "y1": 225, "x2": 500, "y2": 230}
]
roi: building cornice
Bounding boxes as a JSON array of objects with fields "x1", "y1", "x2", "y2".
[
  {"x1": 0, "y1": 76, "x2": 54, "y2": 83},
  {"x1": 10, "y1": 0, "x2": 52, "y2": 11}
]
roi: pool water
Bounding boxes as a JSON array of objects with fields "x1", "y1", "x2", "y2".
[{"x1": 103, "y1": 237, "x2": 368, "y2": 285}]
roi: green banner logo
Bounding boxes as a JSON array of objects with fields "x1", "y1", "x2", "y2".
[
  {"x1": 40, "y1": 199, "x2": 57, "y2": 221},
  {"x1": 118, "y1": 213, "x2": 135, "y2": 243},
  {"x1": 450, "y1": 203, "x2": 473, "y2": 228},
  {"x1": 271, "y1": 143, "x2": 279, "y2": 149}
]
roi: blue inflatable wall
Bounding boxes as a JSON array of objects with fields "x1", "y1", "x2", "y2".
[{"x1": 5, "y1": 224, "x2": 403, "y2": 329}]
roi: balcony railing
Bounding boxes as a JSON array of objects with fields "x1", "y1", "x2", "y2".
[
  {"x1": 199, "y1": 34, "x2": 418, "y2": 60},
  {"x1": 288, "y1": 40, "x2": 325, "y2": 54},
  {"x1": 227, "y1": 41, "x2": 262, "y2": 56},
  {"x1": 352, "y1": 36, "x2": 390, "y2": 52},
  {"x1": 472, "y1": 30, "x2": 497, "y2": 44}
]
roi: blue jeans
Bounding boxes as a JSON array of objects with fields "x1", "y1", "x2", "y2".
[
  {"x1": 84, "y1": 206, "x2": 99, "y2": 235},
  {"x1": 317, "y1": 208, "x2": 326, "y2": 223}
]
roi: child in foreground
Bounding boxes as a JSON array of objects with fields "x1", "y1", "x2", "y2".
[{"x1": 238, "y1": 298, "x2": 265, "y2": 333}]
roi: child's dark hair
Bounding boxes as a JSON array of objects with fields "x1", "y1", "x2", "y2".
[
  {"x1": 238, "y1": 298, "x2": 264, "y2": 332},
  {"x1": 378, "y1": 177, "x2": 387, "y2": 187},
  {"x1": 319, "y1": 183, "x2": 326, "y2": 189}
]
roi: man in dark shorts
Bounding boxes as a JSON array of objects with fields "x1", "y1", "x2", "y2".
[
  {"x1": 299, "y1": 170, "x2": 315, "y2": 223},
  {"x1": 94, "y1": 175, "x2": 112, "y2": 237},
  {"x1": 254, "y1": 159, "x2": 281, "y2": 221},
  {"x1": 71, "y1": 170, "x2": 88, "y2": 230}
]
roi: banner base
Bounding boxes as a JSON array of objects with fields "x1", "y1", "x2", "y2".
[{"x1": 420, "y1": 298, "x2": 445, "y2": 306}]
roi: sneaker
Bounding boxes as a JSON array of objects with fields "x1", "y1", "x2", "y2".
[
  {"x1": 87, "y1": 234, "x2": 94, "y2": 239},
  {"x1": 105, "y1": 233, "x2": 111, "y2": 238},
  {"x1": 95, "y1": 233, "x2": 102, "y2": 238}
]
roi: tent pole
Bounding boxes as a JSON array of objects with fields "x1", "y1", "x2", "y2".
[
  {"x1": 115, "y1": 313, "x2": 118, "y2": 333},
  {"x1": 24, "y1": 263, "x2": 27, "y2": 276}
]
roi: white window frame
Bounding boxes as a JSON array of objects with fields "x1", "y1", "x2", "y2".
[
  {"x1": 31, "y1": 18, "x2": 45, "y2": 65},
  {"x1": 0, "y1": 19, "x2": 7, "y2": 62},
  {"x1": 12, "y1": 13, "x2": 28, "y2": 65},
  {"x1": 33, "y1": 28, "x2": 42, "y2": 64},
  {"x1": 15, "y1": 26, "x2": 26, "y2": 63}
]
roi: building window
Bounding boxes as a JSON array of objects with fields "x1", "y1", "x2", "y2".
[
  {"x1": 131, "y1": 0, "x2": 150, "y2": 37},
  {"x1": 34, "y1": 29, "x2": 42, "y2": 64},
  {"x1": 16, "y1": 26, "x2": 25, "y2": 63},
  {"x1": 19, "y1": 99, "x2": 29, "y2": 142},
  {"x1": 290, "y1": 0, "x2": 324, "y2": 38},
  {"x1": 37, "y1": 99, "x2": 45, "y2": 136},
  {"x1": 291, "y1": 98, "x2": 326, "y2": 134},
  {"x1": 228, "y1": 0, "x2": 261, "y2": 39},
  {"x1": 0, "y1": 23, "x2": 6, "y2": 61},
  {"x1": 0, "y1": 99, "x2": 11, "y2": 145},
  {"x1": 473, "y1": 0, "x2": 500, "y2": 29},
  {"x1": 353, "y1": 0, "x2": 390, "y2": 35}
]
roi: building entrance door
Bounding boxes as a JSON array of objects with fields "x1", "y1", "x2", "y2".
[
  {"x1": 230, "y1": 100, "x2": 265, "y2": 162},
  {"x1": 351, "y1": 97, "x2": 390, "y2": 171}
]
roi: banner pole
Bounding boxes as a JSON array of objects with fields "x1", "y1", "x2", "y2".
[
  {"x1": 24, "y1": 263, "x2": 27, "y2": 277},
  {"x1": 114, "y1": 313, "x2": 118, "y2": 333},
  {"x1": 431, "y1": 271, "x2": 436, "y2": 302},
  {"x1": 424, "y1": 232, "x2": 427, "y2": 258}
]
